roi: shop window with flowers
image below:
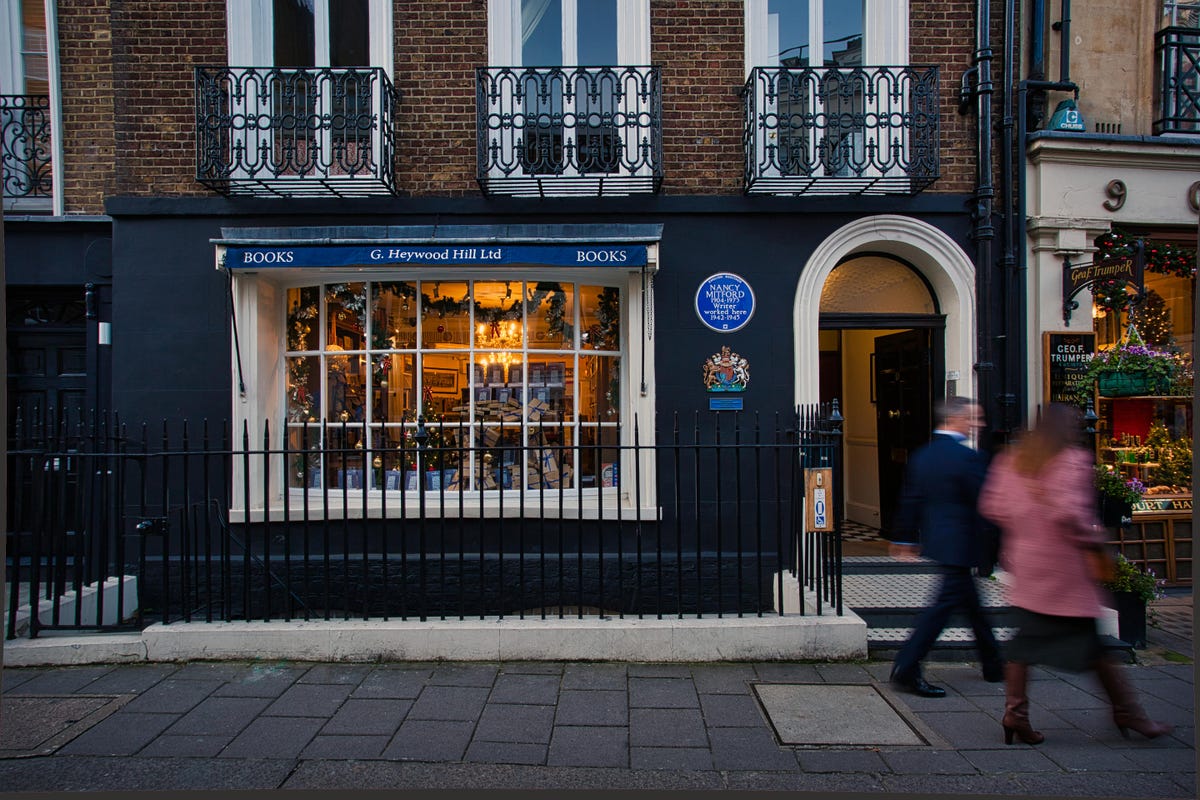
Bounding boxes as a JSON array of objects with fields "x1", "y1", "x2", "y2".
[{"x1": 1090, "y1": 229, "x2": 1193, "y2": 584}]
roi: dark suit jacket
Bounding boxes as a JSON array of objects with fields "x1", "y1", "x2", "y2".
[{"x1": 890, "y1": 432, "x2": 999, "y2": 570}]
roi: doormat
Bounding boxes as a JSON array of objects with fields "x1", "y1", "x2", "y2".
[
  {"x1": 0, "y1": 695, "x2": 130, "y2": 758},
  {"x1": 753, "y1": 683, "x2": 928, "y2": 747}
]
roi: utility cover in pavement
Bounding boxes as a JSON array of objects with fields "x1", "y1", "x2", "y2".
[
  {"x1": 0, "y1": 695, "x2": 128, "y2": 758},
  {"x1": 753, "y1": 684, "x2": 926, "y2": 746}
]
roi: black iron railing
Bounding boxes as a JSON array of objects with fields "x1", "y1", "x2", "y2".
[
  {"x1": 476, "y1": 65, "x2": 663, "y2": 196},
  {"x1": 1, "y1": 94, "x2": 52, "y2": 202},
  {"x1": 742, "y1": 66, "x2": 939, "y2": 195},
  {"x1": 195, "y1": 66, "x2": 398, "y2": 197},
  {"x1": 6, "y1": 404, "x2": 844, "y2": 637},
  {"x1": 1155, "y1": 26, "x2": 1200, "y2": 135}
]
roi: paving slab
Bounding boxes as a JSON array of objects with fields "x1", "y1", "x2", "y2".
[
  {"x1": 629, "y1": 708, "x2": 708, "y2": 747},
  {"x1": 706, "y1": 726, "x2": 799, "y2": 771},
  {"x1": 407, "y1": 685, "x2": 490, "y2": 721},
  {"x1": 383, "y1": 719, "x2": 475, "y2": 761},
  {"x1": 473, "y1": 703, "x2": 555, "y2": 743},
  {"x1": 300, "y1": 733, "x2": 391, "y2": 760},
  {"x1": 219, "y1": 715, "x2": 325, "y2": 758},
  {"x1": 628, "y1": 677, "x2": 699, "y2": 708},
  {"x1": 351, "y1": 667, "x2": 431, "y2": 698},
  {"x1": 547, "y1": 726, "x2": 629, "y2": 768},
  {"x1": 629, "y1": 746, "x2": 714, "y2": 771},
  {"x1": 319, "y1": 697, "x2": 410, "y2": 736},
  {"x1": 754, "y1": 683, "x2": 925, "y2": 746},
  {"x1": 488, "y1": 672, "x2": 561, "y2": 705},
  {"x1": 463, "y1": 740, "x2": 547, "y2": 765},
  {"x1": 561, "y1": 663, "x2": 627, "y2": 690},
  {"x1": 263, "y1": 682, "x2": 353, "y2": 717},
  {"x1": 699, "y1": 692, "x2": 767, "y2": 727},
  {"x1": 166, "y1": 696, "x2": 272, "y2": 736},
  {"x1": 57, "y1": 710, "x2": 178, "y2": 756},
  {"x1": 555, "y1": 688, "x2": 627, "y2": 726}
]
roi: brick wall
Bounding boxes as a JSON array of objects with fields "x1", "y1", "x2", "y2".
[
  {"x1": 652, "y1": 0, "x2": 744, "y2": 195},
  {"x1": 911, "y1": 0, "x2": 1007, "y2": 196},
  {"x1": 111, "y1": 0, "x2": 225, "y2": 197},
  {"x1": 394, "y1": 1, "x2": 487, "y2": 196},
  {"x1": 57, "y1": 1, "x2": 115, "y2": 214},
  {"x1": 64, "y1": 1, "x2": 996, "y2": 202}
]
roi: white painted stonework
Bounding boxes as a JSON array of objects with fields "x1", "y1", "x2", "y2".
[
  {"x1": 3, "y1": 610, "x2": 868, "y2": 667},
  {"x1": 1024, "y1": 135, "x2": 1200, "y2": 421}
]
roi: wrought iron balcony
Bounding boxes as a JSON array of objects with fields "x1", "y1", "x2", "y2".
[
  {"x1": 195, "y1": 67, "x2": 398, "y2": 197},
  {"x1": 1154, "y1": 26, "x2": 1200, "y2": 135},
  {"x1": 477, "y1": 65, "x2": 662, "y2": 197},
  {"x1": 742, "y1": 66, "x2": 939, "y2": 196},
  {"x1": 1, "y1": 94, "x2": 52, "y2": 206}
]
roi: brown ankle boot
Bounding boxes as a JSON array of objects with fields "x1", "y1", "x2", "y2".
[
  {"x1": 1094, "y1": 658, "x2": 1173, "y2": 740},
  {"x1": 1002, "y1": 661, "x2": 1044, "y2": 745}
]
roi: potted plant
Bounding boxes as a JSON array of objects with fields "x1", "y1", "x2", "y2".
[
  {"x1": 1101, "y1": 554, "x2": 1164, "y2": 649},
  {"x1": 1094, "y1": 464, "x2": 1144, "y2": 527},
  {"x1": 1083, "y1": 325, "x2": 1190, "y2": 397}
]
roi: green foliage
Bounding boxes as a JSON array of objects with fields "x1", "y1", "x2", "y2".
[
  {"x1": 1148, "y1": 435, "x2": 1193, "y2": 488},
  {"x1": 1094, "y1": 464, "x2": 1144, "y2": 506},
  {"x1": 1102, "y1": 554, "x2": 1164, "y2": 604},
  {"x1": 1083, "y1": 325, "x2": 1191, "y2": 389}
]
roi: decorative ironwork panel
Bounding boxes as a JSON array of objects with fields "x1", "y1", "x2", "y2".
[
  {"x1": 477, "y1": 66, "x2": 663, "y2": 197},
  {"x1": 1, "y1": 95, "x2": 52, "y2": 202},
  {"x1": 195, "y1": 67, "x2": 398, "y2": 197},
  {"x1": 742, "y1": 66, "x2": 939, "y2": 196},
  {"x1": 1155, "y1": 26, "x2": 1200, "y2": 135}
]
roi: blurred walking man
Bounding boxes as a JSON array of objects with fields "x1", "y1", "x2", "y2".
[{"x1": 888, "y1": 397, "x2": 1004, "y2": 697}]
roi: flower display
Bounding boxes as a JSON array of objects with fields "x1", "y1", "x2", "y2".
[
  {"x1": 1083, "y1": 325, "x2": 1192, "y2": 395},
  {"x1": 1094, "y1": 464, "x2": 1145, "y2": 506}
]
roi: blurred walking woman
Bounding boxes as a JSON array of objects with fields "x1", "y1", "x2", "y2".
[{"x1": 978, "y1": 403, "x2": 1171, "y2": 745}]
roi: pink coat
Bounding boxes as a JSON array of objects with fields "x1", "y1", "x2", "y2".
[{"x1": 978, "y1": 446, "x2": 1107, "y2": 618}]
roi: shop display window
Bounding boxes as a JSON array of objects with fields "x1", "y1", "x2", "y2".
[{"x1": 284, "y1": 280, "x2": 623, "y2": 493}]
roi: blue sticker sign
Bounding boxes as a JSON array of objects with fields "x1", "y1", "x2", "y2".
[{"x1": 695, "y1": 272, "x2": 754, "y2": 333}]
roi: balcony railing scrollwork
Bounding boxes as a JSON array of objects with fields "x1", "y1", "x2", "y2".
[
  {"x1": 477, "y1": 65, "x2": 663, "y2": 197},
  {"x1": 1, "y1": 94, "x2": 52, "y2": 206},
  {"x1": 1154, "y1": 26, "x2": 1200, "y2": 135},
  {"x1": 742, "y1": 66, "x2": 940, "y2": 196},
  {"x1": 195, "y1": 66, "x2": 399, "y2": 197}
]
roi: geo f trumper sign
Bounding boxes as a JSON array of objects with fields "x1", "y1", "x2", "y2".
[{"x1": 1043, "y1": 332, "x2": 1096, "y2": 405}]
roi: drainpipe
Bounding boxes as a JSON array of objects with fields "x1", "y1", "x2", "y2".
[
  {"x1": 998, "y1": 0, "x2": 1018, "y2": 436},
  {"x1": 967, "y1": 0, "x2": 998, "y2": 446},
  {"x1": 1016, "y1": 1, "x2": 1078, "y2": 425}
]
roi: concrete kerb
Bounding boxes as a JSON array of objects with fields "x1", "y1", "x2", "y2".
[{"x1": 1, "y1": 609, "x2": 868, "y2": 667}]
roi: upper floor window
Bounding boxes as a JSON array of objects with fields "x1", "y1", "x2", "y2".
[
  {"x1": 1, "y1": 0, "x2": 53, "y2": 207},
  {"x1": 488, "y1": 0, "x2": 649, "y2": 66},
  {"x1": 745, "y1": 0, "x2": 907, "y2": 72},
  {"x1": 226, "y1": 0, "x2": 391, "y2": 71}
]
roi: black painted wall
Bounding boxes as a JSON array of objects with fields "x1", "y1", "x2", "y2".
[{"x1": 104, "y1": 196, "x2": 975, "y2": 430}]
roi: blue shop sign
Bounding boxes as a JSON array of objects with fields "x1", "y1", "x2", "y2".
[
  {"x1": 224, "y1": 244, "x2": 648, "y2": 269},
  {"x1": 695, "y1": 272, "x2": 755, "y2": 332}
]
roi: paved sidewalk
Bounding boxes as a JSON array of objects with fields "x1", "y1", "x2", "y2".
[{"x1": 1, "y1": 643, "x2": 1194, "y2": 794}]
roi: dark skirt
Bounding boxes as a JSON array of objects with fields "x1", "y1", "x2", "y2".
[{"x1": 1007, "y1": 608, "x2": 1102, "y2": 673}]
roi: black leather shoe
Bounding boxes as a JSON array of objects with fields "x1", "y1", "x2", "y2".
[
  {"x1": 893, "y1": 676, "x2": 947, "y2": 698},
  {"x1": 982, "y1": 661, "x2": 1006, "y2": 683}
]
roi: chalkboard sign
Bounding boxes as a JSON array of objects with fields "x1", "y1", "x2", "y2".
[{"x1": 1043, "y1": 332, "x2": 1095, "y2": 404}]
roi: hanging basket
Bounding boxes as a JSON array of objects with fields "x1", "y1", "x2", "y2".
[{"x1": 1097, "y1": 371, "x2": 1159, "y2": 397}]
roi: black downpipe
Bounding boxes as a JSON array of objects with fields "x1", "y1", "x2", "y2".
[
  {"x1": 1030, "y1": 0, "x2": 1046, "y2": 80},
  {"x1": 971, "y1": 0, "x2": 998, "y2": 443},
  {"x1": 1015, "y1": 0, "x2": 1079, "y2": 427},
  {"x1": 999, "y1": 0, "x2": 1018, "y2": 437}
]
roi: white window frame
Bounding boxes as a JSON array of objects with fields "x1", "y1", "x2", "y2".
[
  {"x1": 1, "y1": 0, "x2": 61, "y2": 213},
  {"x1": 745, "y1": 0, "x2": 909, "y2": 183},
  {"x1": 225, "y1": 257, "x2": 658, "y2": 522},
  {"x1": 485, "y1": 0, "x2": 652, "y2": 187},
  {"x1": 224, "y1": 0, "x2": 393, "y2": 184}
]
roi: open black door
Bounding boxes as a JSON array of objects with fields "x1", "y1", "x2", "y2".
[{"x1": 874, "y1": 329, "x2": 933, "y2": 539}]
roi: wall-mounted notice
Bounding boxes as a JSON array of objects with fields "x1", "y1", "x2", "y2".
[
  {"x1": 695, "y1": 272, "x2": 755, "y2": 332},
  {"x1": 1043, "y1": 332, "x2": 1096, "y2": 405}
]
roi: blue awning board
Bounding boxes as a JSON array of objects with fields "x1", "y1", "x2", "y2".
[
  {"x1": 215, "y1": 224, "x2": 661, "y2": 271},
  {"x1": 224, "y1": 243, "x2": 648, "y2": 270}
]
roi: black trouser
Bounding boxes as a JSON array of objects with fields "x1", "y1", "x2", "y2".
[{"x1": 892, "y1": 565, "x2": 1002, "y2": 681}]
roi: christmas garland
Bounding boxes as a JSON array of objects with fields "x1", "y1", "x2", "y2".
[{"x1": 1094, "y1": 229, "x2": 1196, "y2": 279}]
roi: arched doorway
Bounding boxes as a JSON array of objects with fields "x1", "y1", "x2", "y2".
[
  {"x1": 794, "y1": 215, "x2": 977, "y2": 535},
  {"x1": 819, "y1": 255, "x2": 943, "y2": 535}
]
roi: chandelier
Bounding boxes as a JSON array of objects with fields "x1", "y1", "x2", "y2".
[{"x1": 477, "y1": 319, "x2": 523, "y2": 370}]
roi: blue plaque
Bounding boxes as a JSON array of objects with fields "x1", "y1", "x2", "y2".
[
  {"x1": 708, "y1": 397, "x2": 744, "y2": 411},
  {"x1": 695, "y1": 272, "x2": 754, "y2": 333}
]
